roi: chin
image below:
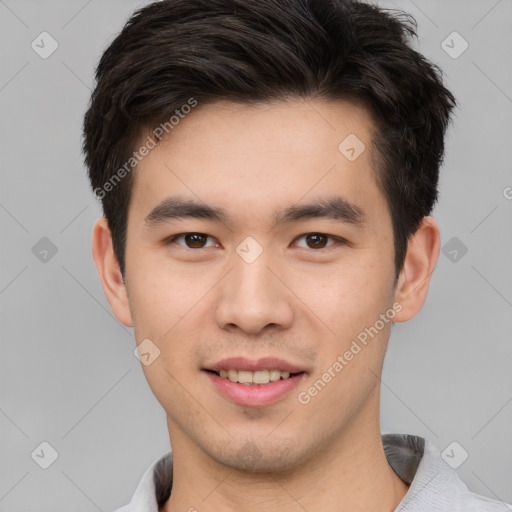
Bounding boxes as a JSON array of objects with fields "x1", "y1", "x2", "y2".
[{"x1": 208, "y1": 438, "x2": 308, "y2": 474}]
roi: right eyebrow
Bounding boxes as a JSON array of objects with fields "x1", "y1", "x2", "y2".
[{"x1": 144, "y1": 196, "x2": 230, "y2": 227}]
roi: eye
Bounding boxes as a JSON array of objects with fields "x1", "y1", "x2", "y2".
[
  {"x1": 293, "y1": 233, "x2": 344, "y2": 249},
  {"x1": 166, "y1": 232, "x2": 219, "y2": 249},
  {"x1": 164, "y1": 232, "x2": 346, "y2": 251}
]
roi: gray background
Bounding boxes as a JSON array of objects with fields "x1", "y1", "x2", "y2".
[{"x1": 0, "y1": 0, "x2": 511, "y2": 510}]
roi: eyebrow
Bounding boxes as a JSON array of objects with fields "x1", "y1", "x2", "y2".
[{"x1": 144, "y1": 195, "x2": 365, "y2": 230}]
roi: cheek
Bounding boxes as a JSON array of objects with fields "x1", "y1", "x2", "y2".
[
  {"x1": 125, "y1": 247, "x2": 198, "y2": 337},
  {"x1": 293, "y1": 257, "x2": 393, "y2": 337},
  {"x1": 126, "y1": 254, "x2": 212, "y2": 376}
]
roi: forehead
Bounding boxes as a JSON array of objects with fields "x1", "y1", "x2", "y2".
[
  {"x1": 151, "y1": 98, "x2": 376, "y2": 161},
  {"x1": 129, "y1": 98, "x2": 386, "y2": 228}
]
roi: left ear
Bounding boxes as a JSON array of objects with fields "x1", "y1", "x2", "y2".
[{"x1": 393, "y1": 216, "x2": 440, "y2": 323}]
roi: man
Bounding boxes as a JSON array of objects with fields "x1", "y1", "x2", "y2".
[{"x1": 82, "y1": 0, "x2": 511, "y2": 510}]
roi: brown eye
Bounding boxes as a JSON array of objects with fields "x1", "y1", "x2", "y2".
[
  {"x1": 168, "y1": 233, "x2": 217, "y2": 248},
  {"x1": 184, "y1": 233, "x2": 207, "y2": 248},
  {"x1": 294, "y1": 233, "x2": 339, "y2": 249},
  {"x1": 305, "y1": 234, "x2": 328, "y2": 248}
]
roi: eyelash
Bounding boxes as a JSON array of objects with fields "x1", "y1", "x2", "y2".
[{"x1": 164, "y1": 232, "x2": 347, "y2": 250}]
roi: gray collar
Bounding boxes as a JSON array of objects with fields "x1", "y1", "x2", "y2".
[{"x1": 123, "y1": 434, "x2": 511, "y2": 511}]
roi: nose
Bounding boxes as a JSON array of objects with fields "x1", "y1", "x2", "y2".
[{"x1": 214, "y1": 251, "x2": 294, "y2": 335}]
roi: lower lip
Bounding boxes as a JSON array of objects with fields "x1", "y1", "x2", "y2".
[{"x1": 205, "y1": 371, "x2": 305, "y2": 407}]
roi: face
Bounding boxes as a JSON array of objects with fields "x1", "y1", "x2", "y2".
[{"x1": 119, "y1": 99, "x2": 402, "y2": 471}]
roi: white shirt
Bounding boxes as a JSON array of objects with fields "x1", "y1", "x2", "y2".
[{"x1": 113, "y1": 434, "x2": 511, "y2": 511}]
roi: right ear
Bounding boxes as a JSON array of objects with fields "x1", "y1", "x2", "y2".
[{"x1": 91, "y1": 217, "x2": 133, "y2": 327}]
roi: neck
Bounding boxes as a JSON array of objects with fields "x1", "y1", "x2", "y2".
[{"x1": 161, "y1": 405, "x2": 409, "y2": 512}]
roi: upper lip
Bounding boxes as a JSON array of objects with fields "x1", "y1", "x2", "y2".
[{"x1": 205, "y1": 357, "x2": 305, "y2": 374}]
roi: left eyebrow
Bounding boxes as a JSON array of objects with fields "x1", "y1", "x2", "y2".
[
  {"x1": 144, "y1": 194, "x2": 365, "y2": 229},
  {"x1": 270, "y1": 195, "x2": 365, "y2": 229}
]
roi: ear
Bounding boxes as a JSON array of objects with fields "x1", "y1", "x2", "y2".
[
  {"x1": 91, "y1": 217, "x2": 133, "y2": 327},
  {"x1": 393, "y1": 216, "x2": 440, "y2": 323}
]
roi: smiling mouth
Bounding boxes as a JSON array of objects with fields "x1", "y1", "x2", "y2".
[{"x1": 204, "y1": 369, "x2": 304, "y2": 385}]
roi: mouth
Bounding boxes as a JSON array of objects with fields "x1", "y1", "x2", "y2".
[
  {"x1": 202, "y1": 357, "x2": 307, "y2": 407},
  {"x1": 204, "y1": 368, "x2": 305, "y2": 385}
]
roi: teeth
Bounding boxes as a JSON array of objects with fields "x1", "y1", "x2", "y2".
[
  {"x1": 237, "y1": 370, "x2": 253, "y2": 384},
  {"x1": 269, "y1": 369, "x2": 282, "y2": 382},
  {"x1": 253, "y1": 370, "x2": 270, "y2": 384},
  {"x1": 217, "y1": 369, "x2": 295, "y2": 385}
]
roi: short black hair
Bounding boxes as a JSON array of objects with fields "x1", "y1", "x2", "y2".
[{"x1": 82, "y1": 0, "x2": 456, "y2": 278}]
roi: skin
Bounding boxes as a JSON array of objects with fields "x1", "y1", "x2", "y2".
[{"x1": 92, "y1": 98, "x2": 440, "y2": 512}]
